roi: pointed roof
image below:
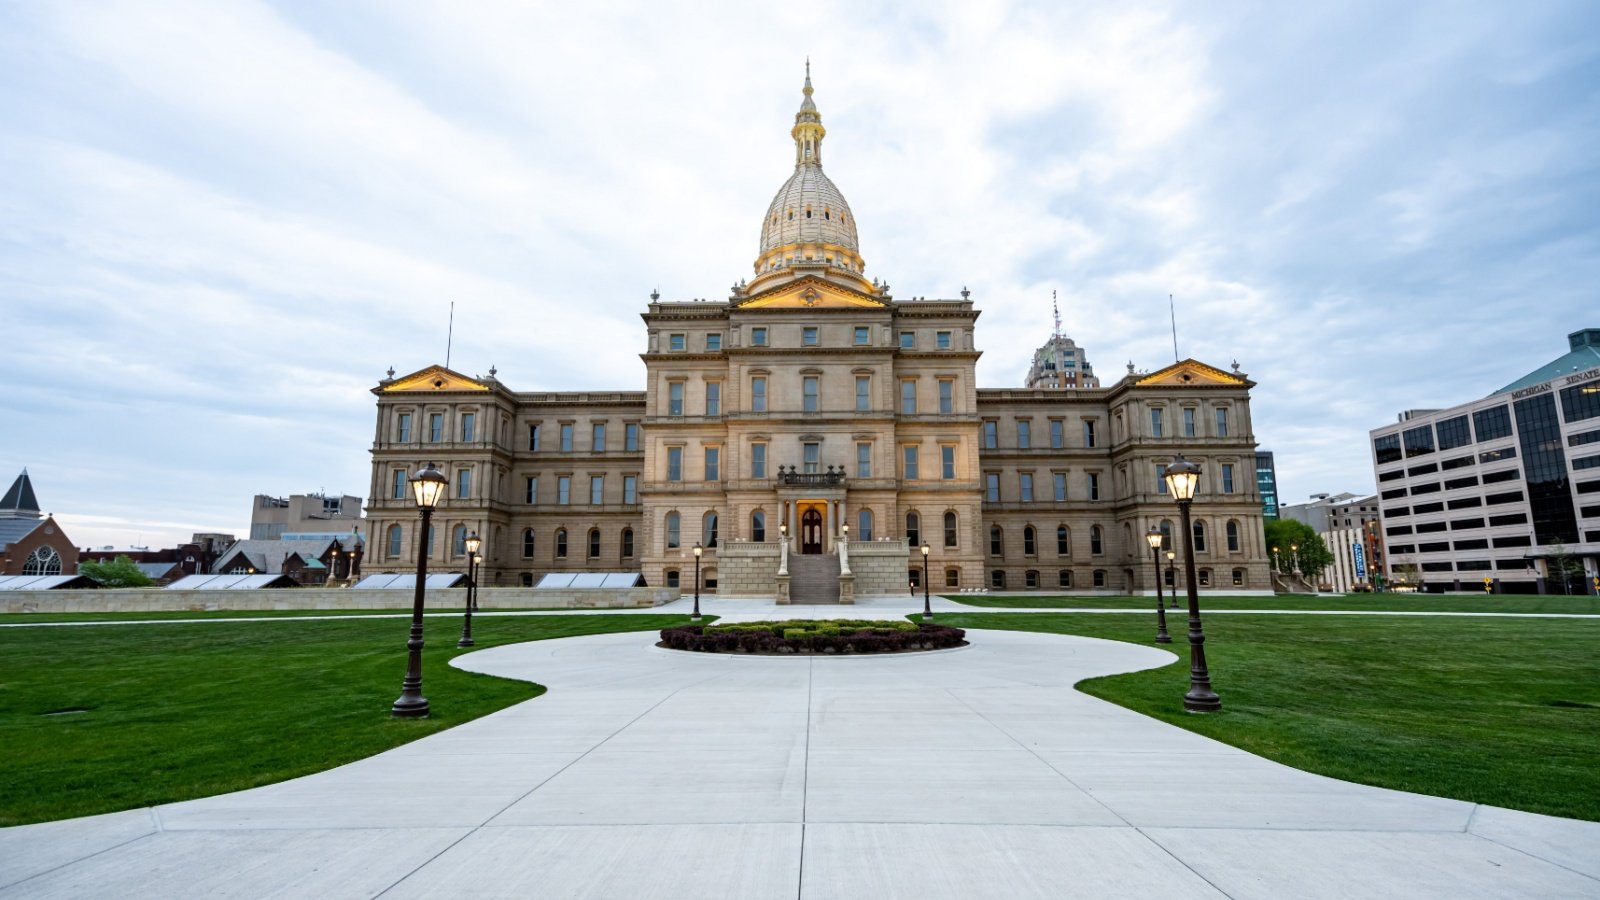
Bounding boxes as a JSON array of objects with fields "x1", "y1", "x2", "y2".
[{"x1": 0, "y1": 469, "x2": 41, "y2": 519}]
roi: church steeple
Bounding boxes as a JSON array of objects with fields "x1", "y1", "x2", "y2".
[
  {"x1": 792, "y1": 59, "x2": 826, "y2": 168},
  {"x1": 0, "y1": 468, "x2": 42, "y2": 519}
]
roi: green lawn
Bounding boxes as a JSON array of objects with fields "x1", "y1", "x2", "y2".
[
  {"x1": 0, "y1": 613, "x2": 693, "y2": 826},
  {"x1": 945, "y1": 593, "x2": 1600, "y2": 614},
  {"x1": 0, "y1": 606, "x2": 648, "y2": 624},
  {"x1": 934, "y1": 612, "x2": 1600, "y2": 822}
]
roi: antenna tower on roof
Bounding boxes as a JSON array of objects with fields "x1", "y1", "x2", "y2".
[{"x1": 1052, "y1": 290, "x2": 1062, "y2": 339}]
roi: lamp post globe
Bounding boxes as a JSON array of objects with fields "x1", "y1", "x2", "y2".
[
  {"x1": 1162, "y1": 455, "x2": 1220, "y2": 712},
  {"x1": 1146, "y1": 527, "x2": 1172, "y2": 644},
  {"x1": 920, "y1": 542, "x2": 932, "y2": 620},
  {"x1": 394, "y1": 461, "x2": 447, "y2": 718},
  {"x1": 691, "y1": 543, "x2": 703, "y2": 621}
]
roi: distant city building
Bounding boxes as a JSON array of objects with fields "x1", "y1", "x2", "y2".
[
  {"x1": 1255, "y1": 451, "x2": 1280, "y2": 520},
  {"x1": 79, "y1": 533, "x2": 236, "y2": 584},
  {"x1": 214, "y1": 535, "x2": 363, "y2": 585},
  {"x1": 1279, "y1": 492, "x2": 1383, "y2": 591},
  {"x1": 0, "y1": 469, "x2": 78, "y2": 576},
  {"x1": 1369, "y1": 327, "x2": 1600, "y2": 594},
  {"x1": 1023, "y1": 297, "x2": 1099, "y2": 390},
  {"x1": 249, "y1": 493, "x2": 363, "y2": 540}
]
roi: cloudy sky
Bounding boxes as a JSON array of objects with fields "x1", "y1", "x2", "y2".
[{"x1": 2, "y1": 1, "x2": 1597, "y2": 550}]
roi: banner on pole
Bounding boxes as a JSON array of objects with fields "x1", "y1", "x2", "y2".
[{"x1": 1352, "y1": 543, "x2": 1367, "y2": 580}]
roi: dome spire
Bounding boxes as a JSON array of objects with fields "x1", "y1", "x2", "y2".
[{"x1": 792, "y1": 60, "x2": 825, "y2": 167}]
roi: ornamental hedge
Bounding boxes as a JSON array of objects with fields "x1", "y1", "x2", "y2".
[{"x1": 659, "y1": 619, "x2": 966, "y2": 655}]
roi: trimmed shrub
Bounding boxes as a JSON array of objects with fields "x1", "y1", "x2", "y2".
[{"x1": 660, "y1": 619, "x2": 965, "y2": 655}]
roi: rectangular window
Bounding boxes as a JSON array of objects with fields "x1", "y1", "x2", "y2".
[
  {"x1": 1561, "y1": 381, "x2": 1600, "y2": 423},
  {"x1": 557, "y1": 476, "x2": 571, "y2": 505},
  {"x1": 1473, "y1": 405, "x2": 1512, "y2": 441},
  {"x1": 1480, "y1": 447, "x2": 1516, "y2": 464},
  {"x1": 858, "y1": 442, "x2": 873, "y2": 478},
  {"x1": 456, "y1": 469, "x2": 471, "y2": 499},
  {"x1": 856, "y1": 376, "x2": 870, "y2": 412},
  {"x1": 1083, "y1": 420, "x2": 1096, "y2": 448},
  {"x1": 1050, "y1": 419, "x2": 1064, "y2": 449},
  {"x1": 1215, "y1": 408, "x2": 1229, "y2": 437},
  {"x1": 392, "y1": 470, "x2": 406, "y2": 500},
  {"x1": 986, "y1": 472, "x2": 1000, "y2": 502},
  {"x1": 669, "y1": 333, "x2": 685, "y2": 351},
  {"x1": 704, "y1": 447, "x2": 720, "y2": 481},
  {"x1": 936, "y1": 331, "x2": 951, "y2": 349},
  {"x1": 751, "y1": 443, "x2": 767, "y2": 478},
  {"x1": 1221, "y1": 463, "x2": 1235, "y2": 494},
  {"x1": 899, "y1": 331, "x2": 915, "y2": 349},
  {"x1": 1151, "y1": 408, "x2": 1164, "y2": 438},
  {"x1": 667, "y1": 447, "x2": 682, "y2": 481},
  {"x1": 803, "y1": 442, "x2": 820, "y2": 474},
  {"x1": 1088, "y1": 472, "x2": 1100, "y2": 500},
  {"x1": 1183, "y1": 407, "x2": 1196, "y2": 437},
  {"x1": 1017, "y1": 420, "x2": 1031, "y2": 449},
  {"x1": 1374, "y1": 433, "x2": 1402, "y2": 464},
  {"x1": 461, "y1": 412, "x2": 475, "y2": 442},
  {"x1": 803, "y1": 326, "x2": 819, "y2": 346},
  {"x1": 705, "y1": 382, "x2": 721, "y2": 416},
  {"x1": 1482, "y1": 468, "x2": 1520, "y2": 484},
  {"x1": 623, "y1": 475, "x2": 637, "y2": 504},
  {"x1": 803, "y1": 376, "x2": 819, "y2": 413},
  {"x1": 751, "y1": 327, "x2": 768, "y2": 346},
  {"x1": 902, "y1": 445, "x2": 918, "y2": 480},
  {"x1": 854, "y1": 325, "x2": 869, "y2": 345},
  {"x1": 592, "y1": 422, "x2": 606, "y2": 451},
  {"x1": 1403, "y1": 424, "x2": 1436, "y2": 458},
  {"x1": 901, "y1": 380, "x2": 917, "y2": 414},
  {"x1": 529, "y1": 424, "x2": 540, "y2": 451},
  {"x1": 560, "y1": 423, "x2": 573, "y2": 451},
  {"x1": 590, "y1": 475, "x2": 604, "y2": 505},
  {"x1": 1020, "y1": 472, "x2": 1034, "y2": 502},
  {"x1": 983, "y1": 420, "x2": 998, "y2": 449},
  {"x1": 706, "y1": 333, "x2": 722, "y2": 351},
  {"x1": 1436, "y1": 415, "x2": 1471, "y2": 451},
  {"x1": 751, "y1": 376, "x2": 767, "y2": 412},
  {"x1": 668, "y1": 383, "x2": 684, "y2": 416},
  {"x1": 1053, "y1": 472, "x2": 1067, "y2": 501},
  {"x1": 942, "y1": 445, "x2": 956, "y2": 480},
  {"x1": 1156, "y1": 463, "x2": 1168, "y2": 494},
  {"x1": 525, "y1": 476, "x2": 537, "y2": 504},
  {"x1": 429, "y1": 413, "x2": 443, "y2": 442},
  {"x1": 397, "y1": 413, "x2": 411, "y2": 443},
  {"x1": 939, "y1": 379, "x2": 954, "y2": 414},
  {"x1": 625, "y1": 423, "x2": 639, "y2": 451}
]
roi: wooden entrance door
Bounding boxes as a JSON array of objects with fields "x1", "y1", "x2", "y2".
[{"x1": 800, "y1": 508, "x2": 824, "y2": 554}]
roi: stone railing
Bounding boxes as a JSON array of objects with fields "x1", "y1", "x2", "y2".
[{"x1": 776, "y1": 466, "x2": 846, "y2": 486}]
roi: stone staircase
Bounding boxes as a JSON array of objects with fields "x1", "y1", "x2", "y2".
[{"x1": 787, "y1": 553, "x2": 841, "y2": 603}]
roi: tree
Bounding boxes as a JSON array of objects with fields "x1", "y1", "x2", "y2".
[
  {"x1": 1263, "y1": 519, "x2": 1335, "y2": 582},
  {"x1": 79, "y1": 555, "x2": 156, "y2": 588},
  {"x1": 1545, "y1": 540, "x2": 1582, "y2": 595}
]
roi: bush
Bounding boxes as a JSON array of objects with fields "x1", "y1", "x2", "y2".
[{"x1": 660, "y1": 619, "x2": 965, "y2": 655}]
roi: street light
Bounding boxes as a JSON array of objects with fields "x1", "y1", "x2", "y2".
[
  {"x1": 1165, "y1": 550, "x2": 1177, "y2": 607},
  {"x1": 393, "y1": 461, "x2": 447, "y2": 718},
  {"x1": 459, "y1": 531, "x2": 481, "y2": 648},
  {"x1": 1271, "y1": 545, "x2": 1280, "y2": 572},
  {"x1": 691, "y1": 542, "x2": 703, "y2": 621},
  {"x1": 1163, "y1": 455, "x2": 1220, "y2": 712},
  {"x1": 1290, "y1": 543, "x2": 1300, "y2": 581},
  {"x1": 1145, "y1": 527, "x2": 1172, "y2": 644},
  {"x1": 920, "y1": 543, "x2": 932, "y2": 620},
  {"x1": 779, "y1": 521, "x2": 788, "y2": 547}
]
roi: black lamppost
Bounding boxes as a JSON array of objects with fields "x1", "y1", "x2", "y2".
[
  {"x1": 1145, "y1": 527, "x2": 1171, "y2": 644},
  {"x1": 691, "y1": 543, "x2": 703, "y2": 621},
  {"x1": 1164, "y1": 455, "x2": 1220, "y2": 712},
  {"x1": 920, "y1": 542, "x2": 932, "y2": 620},
  {"x1": 393, "y1": 461, "x2": 447, "y2": 718},
  {"x1": 459, "y1": 531, "x2": 480, "y2": 648},
  {"x1": 1166, "y1": 549, "x2": 1177, "y2": 607}
]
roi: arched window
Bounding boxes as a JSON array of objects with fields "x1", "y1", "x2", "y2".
[
  {"x1": 520, "y1": 573, "x2": 533, "y2": 586},
  {"x1": 1093, "y1": 569, "x2": 1106, "y2": 587},
  {"x1": 665, "y1": 569, "x2": 680, "y2": 587},
  {"x1": 453, "y1": 525, "x2": 467, "y2": 558},
  {"x1": 588, "y1": 528, "x2": 601, "y2": 559},
  {"x1": 1057, "y1": 525, "x2": 1070, "y2": 556},
  {"x1": 703, "y1": 511, "x2": 719, "y2": 548},
  {"x1": 751, "y1": 511, "x2": 766, "y2": 542},
  {"x1": 621, "y1": 527, "x2": 635, "y2": 558},
  {"x1": 991, "y1": 570, "x2": 1006, "y2": 588},
  {"x1": 906, "y1": 511, "x2": 921, "y2": 547},
  {"x1": 943, "y1": 511, "x2": 958, "y2": 548},
  {"x1": 521, "y1": 528, "x2": 534, "y2": 559},
  {"x1": 555, "y1": 528, "x2": 568, "y2": 559},
  {"x1": 1058, "y1": 569, "x2": 1073, "y2": 588},
  {"x1": 665, "y1": 512, "x2": 680, "y2": 549},
  {"x1": 1090, "y1": 525, "x2": 1103, "y2": 555},
  {"x1": 945, "y1": 567, "x2": 960, "y2": 588},
  {"x1": 1025, "y1": 569, "x2": 1039, "y2": 588},
  {"x1": 22, "y1": 546, "x2": 61, "y2": 576},
  {"x1": 1226, "y1": 520, "x2": 1241, "y2": 552},
  {"x1": 1193, "y1": 520, "x2": 1208, "y2": 553},
  {"x1": 1232, "y1": 567, "x2": 1245, "y2": 586},
  {"x1": 989, "y1": 525, "x2": 1003, "y2": 556},
  {"x1": 1023, "y1": 525, "x2": 1037, "y2": 557},
  {"x1": 388, "y1": 525, "x2": 403, "y2": 558},
  {"x1": 857, "y1": 509, "x2": 873, "y2": 540},
  {"x1": 1199, "y1": 568, "x2": 1212, "y2": 587}
]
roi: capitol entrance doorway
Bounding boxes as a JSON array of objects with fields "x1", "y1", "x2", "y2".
[{"x1": 800, "y1": 507, "x2": 824, "y2": 554}]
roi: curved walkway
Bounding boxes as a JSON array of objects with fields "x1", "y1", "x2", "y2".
[{"x1": 3, "y1": 625, "x2": 1597, "y2": 898}]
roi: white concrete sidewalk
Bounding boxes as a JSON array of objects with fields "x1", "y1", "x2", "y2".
[{"x1": 3, "y1": 610, "x2": 1597, "y2": 898}]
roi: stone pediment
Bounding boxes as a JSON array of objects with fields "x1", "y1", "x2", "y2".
[
  {"x1": 1135, "y1": 359, "x2": 1247, "y2": 388},
  {"x1": 380, "y1": 365, "x2": 492, "y2": 393},
  {"x1": 735, "y1": 276, "x2": 886, "y2": 310}
]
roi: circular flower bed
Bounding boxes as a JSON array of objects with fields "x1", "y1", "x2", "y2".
[{"x1": 659, "y1": 619, "x2": 966, "y2": 655}]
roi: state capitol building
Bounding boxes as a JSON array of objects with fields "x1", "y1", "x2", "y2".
[{"x1": 362, "y1": 71, "x2": 1271, "y2": 599}]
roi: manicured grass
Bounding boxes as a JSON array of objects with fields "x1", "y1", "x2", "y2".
[
  {"x1": 0, "y1": 613, "x2": 694, "y2": 826},
  {"x1": 946, "y1": 593, "x2": 1600, "y2": 614},
  {"x1": 0, "y1": 606, "x2": 648, "y2": 624},
  {"x1": 933, "y1": 612, "x2": 1600, "y2": 822}
]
